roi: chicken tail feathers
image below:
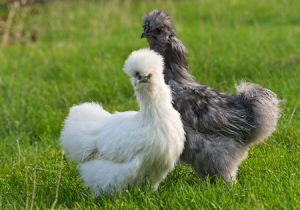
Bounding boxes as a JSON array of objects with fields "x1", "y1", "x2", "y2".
[
  {"x1": 60, "y1": 102, "x2": 111, "y2": 163},
  {"x1": 237, "y1": 82, "x2": 281, "y2": 145}
]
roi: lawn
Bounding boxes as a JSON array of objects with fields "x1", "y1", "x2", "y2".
[{"x1": 0, "y1": 0, "x2": 299, "y2": 209}]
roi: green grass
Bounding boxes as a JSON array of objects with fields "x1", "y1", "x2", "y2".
[{"x1": 1, "y1": 0, "x2": 300, "y2": 209}]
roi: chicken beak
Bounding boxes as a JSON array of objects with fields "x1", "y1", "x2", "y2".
[
  {"x1": 134, "y1": 75, "x2": 151, "y2": 86},
  {"x1": 139, "y1": 76, "x2": 148, "y2": 83},
  {"x1": 141, "y1": 32, "x2": 146, "y2": 38}
]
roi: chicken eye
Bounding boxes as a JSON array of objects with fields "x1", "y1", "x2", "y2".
[
  {"x1": 143, "y1": 21, "x2": 150, "y2": 31},
  {"x1": 155, "y1": 28, "x2": 163, "y2": 34},
  {"x1": 135, "y1": 72, "x2": 141, "y2": 79}
]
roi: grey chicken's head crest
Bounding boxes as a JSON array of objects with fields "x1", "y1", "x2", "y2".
[{"x1": 141, "y1": 10, "x2": 175, "y2": 55}]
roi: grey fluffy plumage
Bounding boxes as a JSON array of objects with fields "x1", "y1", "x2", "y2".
[{"x1": 141, "y1": 10, "x2": 281, "y2": 182}]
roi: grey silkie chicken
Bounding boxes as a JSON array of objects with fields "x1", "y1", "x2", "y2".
[{"x1": 141, "y1": 10, "x2": 281, "y2": 183}]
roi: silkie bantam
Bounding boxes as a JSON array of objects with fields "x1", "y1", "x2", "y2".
[
  {"x1": 60, "y1": 49, "x2": 185, "y2": 197},
  {"x1": 141, "y1": 10, "x2": 281, "y2": 183}
]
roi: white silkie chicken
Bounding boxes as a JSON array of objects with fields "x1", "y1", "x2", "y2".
[{"x1": 60, "y1": 49, "x2": 185, "y2": 197}]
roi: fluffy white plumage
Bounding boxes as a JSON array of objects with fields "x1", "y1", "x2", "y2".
[{"x1": 60, "y1": 49, "x2": 185, "y2": 197}]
